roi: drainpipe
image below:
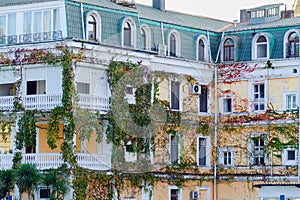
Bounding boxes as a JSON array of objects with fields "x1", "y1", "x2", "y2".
[
  {"x1": 160, "y1": 22, "x2": 164, "y2": 46},
  {"x1": 80, "y1": 3, "x2": 86, "y2": 40},
  {"x1": 213, "y1": 32, "x2": 224, "y2": 200}
]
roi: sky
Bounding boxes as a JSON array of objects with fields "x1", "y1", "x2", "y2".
[{"x1": 134, "y1": 0, "x2": 296, "y2": 22}]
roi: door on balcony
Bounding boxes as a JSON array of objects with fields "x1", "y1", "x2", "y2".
[{"x1": 26, "y1": 80, "x2": 46, "y2": 95}]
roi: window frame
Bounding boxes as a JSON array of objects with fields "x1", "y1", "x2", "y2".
[
  {"x1": 169, "y1": 134, "x2": 180, "y2": 165},
  {"x1": 284, "y1": 29, "x2": 300, "y2": 58},
  {"x1": 196, "y1": 134, "x2": 211, "y2": 167},
  {"x1": 196, "y1": 35, "x2": 209, "y2": 61},
  {"x1": 284, "y1": 92, "x2": 298, "y2": 111},
  {"x1": 170, "y1": 80, "x2": 182, "y2": 111},
  {"x1": 85, "y1": 11, "x2": 101, "y2": 42},
  {"x1": 220, "y1": 95, "x2": 233, "y2": 114},
  {"x1": 223, "y1": 38, "x2": 235, "y2": 61},
  {"x1": 252, "y1": 33, "x2": 270, "y2": 60},
  {"x1": 167, "y1": 30, "x2": 181, "y2": 57},
  {"x1": 198, "y1": 85, "x2": 209, "y2": 114},
  {"x1": 168, "y1": 185, "x2": 182, "y2": 200},
  {"x1": 249, "y1": 80, "x2": 267, "y2": 113},
  {"x1": 121, "y1": 17, "x2": 136, "y2": 48},
  {"x1": 282, "y1": 147, "x2": 298, "y2": 166},
  {"x1": 218, "y1": 147, "x2": 234, "y2": 167},
  {"x1": 248, "y1": 133, "x2": 267, "y2": 166},
  {"x1": 140, "y1": 24, "x2": 151, "y2": 51}
]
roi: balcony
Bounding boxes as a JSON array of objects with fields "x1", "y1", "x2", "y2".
[
  {"x1": 0, "y1": 153, "x2": 110, "y2": 171},
  {"x1": 0, "y1": 94, "x2": 110, "y2": 111},
  {"x1": 0, "y1": 31, "x2": 62, "y2": 46}
]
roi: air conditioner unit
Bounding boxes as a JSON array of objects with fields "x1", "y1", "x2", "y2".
[
  {"x1": 190, "y1": 191, "x2": 199, "y2": 200},
  {"x1": 190, "y1": 84, "x2": 201, "y2": 95},
  {"x1": 157, "y1": 44, "x2": 167, "y2": 56}
]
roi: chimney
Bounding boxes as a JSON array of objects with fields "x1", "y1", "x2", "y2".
[{"x1": 153, "y1": 0, "x2": 165, "y2": 11}]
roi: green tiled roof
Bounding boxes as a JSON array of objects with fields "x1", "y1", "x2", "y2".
[
  {"x1": 0, "y1": 0, "x2": 56, "y2": 7},
  {"x1": 136, "y1": 4, "x2": 232, "y2": 32},
  {"x1": 226, "y1": 16, "x2": 300, "y2": 32},
  {"x1": 69, "y1": 0, "x2": 137, "y2": 12}
]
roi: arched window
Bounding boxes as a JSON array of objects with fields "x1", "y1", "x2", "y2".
[
  {"x1": 223, "y1": 38, "x2": 234, "y2": 61},
  {"x1": 167, "y1": 30, "x2": 180, "y2": 57},
  {"x1": 170, "y1": 34, "x2": 176, "y2": 57},
  {"x1": 256, "y1": 35, "x2": 268, "y2": 58},
  {"x1": 196, "y1": 35, "x2": 209, "y2": 61},
  {"x1": 124, "y1": 22, "x2": 131, "y2": 47},
  {"x1": 87, "y1": 15, "x2": 96, "y2": 40},
  {"x1": 140, "y1": 24, "x2": 151, "y2": 51},
  {"x1": 141, "y1": 28, "x2": 146, "y2": 50},
  {"x1": 287, "y1": 32, "x2": 299, "y2": 58},
  {"x1": 121, "y1": 17, "x2": 136, "y2": 48},
  {"x1": 198, "y1": 39, "x2": 205, "y2": 61},
  {"x1": 85, "y1": 11, "x2": 101, "y2": 42}
]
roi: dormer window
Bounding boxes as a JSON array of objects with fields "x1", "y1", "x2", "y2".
[
  {"x1": 167, "y1": 30, "x2": 181, "y2": 57},
  {"x1": 223, "y1": 38, "x2": 234, "y2": 61},
  {"x1": 121, "y1": 17, "x2": 136, "y2": 48},
  {"x1": 252, "y1": 33, "x2": 271, "y2": 60},
  {"x1": 287, "y1": 32, "x2": 299, "y2": 58},
  {"x1": 140, "y1": 24, "x2": 151, "y2": 50},
  {"x1": 85, "y1": 11, "x2": 101, "y2": 42},
  {"x1": 196, "y1": 35, "x2": 209, "y2": 62},
  {"x1": 256, "y1": 36, "x2": 267, "y2": 58}
]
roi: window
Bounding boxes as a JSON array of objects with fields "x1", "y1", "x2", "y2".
[
  {"x1": 86, "y1": 11, "x2": 101, "y2": 42},
  {"x1": 169, "y1": 186, "x2": 181, "y2": 200},
  {"x1": 124, "y1": 22, "x2": 131, "y2": 46},
  {"x1": 0, "y1": 83, "x2": 14, "y2": 96},
  {"x1": 253, "y1": 83, "x2": 265, "y2": 111},
  {"x1": 140, "y1": 24, "x2": 151, "y2": 50},
  {"x1": 125, "y1": 85, "x2": 136, "y2": 104},
  {"x1": 87, "y1": 15, "x2": 96, "y2": 40},
  {"x1": 287, "y1": 32, "x2": 299, "y2": 58},
  {"x1": 256, "y1": 35, "x2": 268, "y2": 59},
  {"x1": 282, "y1": 148, "x2": 298, "y2": 165},
  {"x1": 26, "y1": 80, "x2": 46, "y2": 95},
  {"x1": 170, "y1": 34, "x2": 176, "y2": 57},
  {"x1": 196, "y1": 36, "x2": 208, "y2": 61},
  {"x1": 124, "y1": 140, "x2": 137, "y2": 162},
  {"x1": 286, "y1": 94, "x2": 297, "y2": 110},
  {"x1": 223, "y1": 38, "x2": 234, "y2": 61},
  {"x1": 219, "y1": 147, "x2": 234, "y2": 166},
  {"x1": 199, "y1": 86, "x2": 208, "y2": 113},
  {"x1": 249, "y1": 135, "x2": 266, "y2": 165},
  {"x1": 167, "y1": 30, "x2": 180, "y2": 57},
  {"x1": 121, "y1": 18, "x2": 136, "y2": 48},
  {"x1": 33, "y1": 9, "x2": 60, "y2": 34},
  {"x1": 169, "y1": 134, "x2": 179, "y2": 164},
  {"x1": 0, "y1": 14, "x2": 16, "y2": 44},
  {"x1": 221, "y1": 96, "x2": 233, "y2": 113},
  {"x1": 170, "y1": 81, "x2": 181, "y2": 110},
  {"x1": 197, "y1": 135, "x2": 210, "y2": 166},
  {"x1": 76, "y1": 82, "x2": 90, "y2": 95}
]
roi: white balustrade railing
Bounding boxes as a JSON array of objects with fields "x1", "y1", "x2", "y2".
[
  {"x1": 77, "y1": 94, "x2": 110, "y2": 111},
  {"x1": 0, "y1": 153, "x2": 110, "y2": 170},
  {"x1": 0, "y1": 94, "x2": 110, "y2": 111}
]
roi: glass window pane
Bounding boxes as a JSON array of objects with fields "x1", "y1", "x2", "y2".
[
  {"x1": 24, "y1": 12, "x2": 32, "y2": 34},
  {"x1": 34, "y1": 12, "x2": 42, "y2": 33},
  {"x1": 43, "y1": 10, "x2": 51, "y2": 32},
  {"x1": 53, "y1": 9, "x2": 60, "y2": 31},
  {"x1": 0, "y1": 16, "x2": 6, "y2": 36},
  {"x1": 8, "y1": 14, "x2": 16, "y2": 35}
]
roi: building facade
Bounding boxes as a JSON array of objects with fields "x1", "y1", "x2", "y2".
[{"x1": 0, "y1": 0, "x2": 300, "y2": 200}]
